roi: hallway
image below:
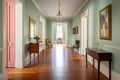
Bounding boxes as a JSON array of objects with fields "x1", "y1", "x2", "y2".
[{"x1": 8, "y1": 45, "x2": 108, "y2": 80}]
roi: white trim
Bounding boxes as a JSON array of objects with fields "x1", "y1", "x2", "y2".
[
  {"x1": 74, "y1": 0, "x2": 88, "y2": 17},
  {"x1": 15, "y1": 2, "x2": 24, "y2": 68},
  {"x1": 80, "y1": 9, "x2": 88, "y2": 55},
  {"x1": 32, "y1": 0, "x2": 47, "y2": 17},
  {"x1": 2, "y1": 0, "x2": 8, "y2": 79},
  {"x1": 100, "y1": 44, "x2": 120, "y2": 50},
  {"x1": 88, "y1": 42, "x2": 120, "y2": 50}
]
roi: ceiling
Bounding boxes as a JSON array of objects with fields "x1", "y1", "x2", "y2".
[{"x1": 33, "y1": 0, "x2": 87, "y2": 20}]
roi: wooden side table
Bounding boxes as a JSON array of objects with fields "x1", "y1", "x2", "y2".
[
  {"x1": 86, "y1": 48, "x2": 112, "y2": 80},
  {"x1": 29, "y1": 43, "x2": 39, "y2": 66}
]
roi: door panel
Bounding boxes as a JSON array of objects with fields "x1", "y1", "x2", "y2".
[{"x1": 6, "y1": 1, "x2": 16, "y2": 67}]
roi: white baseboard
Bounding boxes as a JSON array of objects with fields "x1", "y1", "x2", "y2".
[{"x1": 88, "y1": 56, "x2": 120, "y2": 80}]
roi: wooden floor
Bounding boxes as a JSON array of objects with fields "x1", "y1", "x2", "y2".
[{"x1": 7, "y1": 44, "x2": 108, "y2": 80}]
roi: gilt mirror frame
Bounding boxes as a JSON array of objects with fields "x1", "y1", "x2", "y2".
[{"x1": 29, "y1": 17, "x2": 36, "y2": 38}]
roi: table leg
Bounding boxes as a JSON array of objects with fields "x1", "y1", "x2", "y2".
[
  {"x1": 86, "y1": 53, "x2": 87, "y2": 67},
  {"x1": 98, "y1": 61, "x2": 100, "y2": 80},
  {"x1": 109, "y1": 61, "x2": 111, "y2": 80},
  {"x1": 93, "y1": 58, "x2": 94, "y2": 68}
]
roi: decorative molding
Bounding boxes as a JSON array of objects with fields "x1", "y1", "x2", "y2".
[
  {"x1": 88, "y1": 42, "x2": 120, "y2": 51},
  {"x1": 74, "y1": 0, "x2": 88, "y2": 17},
  {"x1": 100, "y1": 44, "x2": 120, "y2": 50},
  {"x1": 32, "y1": 0, "x2": 47, "y2": 17}
]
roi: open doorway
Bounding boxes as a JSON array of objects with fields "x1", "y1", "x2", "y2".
[{"x1": 80, "y1": 9, "x2": 88, "y2": 55}]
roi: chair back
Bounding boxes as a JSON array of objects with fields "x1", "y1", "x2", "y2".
[
  {"x1": 76, "y1": 40, "x2": 80, "y2": 47},
  {"x1": 45, "y1": 39, "x2": 49, "y2": 46}
]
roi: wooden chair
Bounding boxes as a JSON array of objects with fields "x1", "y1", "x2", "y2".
[
  {"x1": 45, "y1": 39, "x2": 52, "y2": 48},
  {"x1": 72, "y1": 40, "x2": 80, "y2": 53},
  {"x1": 29, "y1": 43, "x2": 39, "y2": 66}
]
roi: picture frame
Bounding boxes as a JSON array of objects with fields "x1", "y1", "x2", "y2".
[
  {"x1": 99, "y1": 4, "x2": 112, "y2": 40},
  {"x1": 73, "y1": 26, "x2": 78, "y2": 34},
  {"x1": 29, "y1": 17, "x2": 36, "y2": 38},
  {"x1": 75, "y1": 26, "x2": 78, "y2": 34},
  {"x1": 73, "y1": 27, "x2": 76, "y2": 34}
]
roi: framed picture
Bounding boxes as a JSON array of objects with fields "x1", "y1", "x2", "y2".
[
  {"x1": 73, "y1": 26, "x2": 78, "y2": 34},
  {"x1": 75, "y1": 26, "x2": 78, "y2": 34},
  {"x1": 73, "y1": 27, "x2": 76, "y2": 34},
  {"x1": 99, "y1": 4, "x2": 112, "y2": 40},
  {"x1": 29, "y1": 17, "x2": 36, "y2": 38}
]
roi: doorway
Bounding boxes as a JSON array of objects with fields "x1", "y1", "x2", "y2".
[{"x1": 80, "y1": 9, "x2": 88, "y2": 55}]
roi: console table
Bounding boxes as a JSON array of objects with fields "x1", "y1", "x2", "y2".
[{"x1": 86, "y1": 48, "x2": 112, "y2": 80}]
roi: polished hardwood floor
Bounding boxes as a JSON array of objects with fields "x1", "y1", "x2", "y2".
[{"x1": 7, "y1": 44, "x2": 108, "y2": 80}]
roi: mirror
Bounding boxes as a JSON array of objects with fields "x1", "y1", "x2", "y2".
[{"x1": 29, "y1": 17, "x2": 36, "y2": 38}]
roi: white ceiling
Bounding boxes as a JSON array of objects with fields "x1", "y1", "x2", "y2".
[{"x1": 33, "y1": 0, "x2": 87, "y2": 20}]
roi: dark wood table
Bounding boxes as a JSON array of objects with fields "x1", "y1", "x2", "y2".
[{"x1": 86, "y1": 48, "x2": 112, "y2": 80}]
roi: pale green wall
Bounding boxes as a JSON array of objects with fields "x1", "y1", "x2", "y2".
[
  {"x1": 46, "y1": 19, "x2": 73, "y2": 45},
  {"x1": 73, "y1": 0, "x2": 120, "y2": 74},
  {"x1": 0, "y1": 0, "x2": 2, "y2": 73},
  {"x1": 24, "y1": 0, "x2": 46, "y2": 58}
]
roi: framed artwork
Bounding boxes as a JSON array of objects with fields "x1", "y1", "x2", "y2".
[
  {"x1": 73, "y1": 27, "x2": 76, "y2": 34},
  {"x1": 29, "y1": 17, "x2": 36, "y2": 38},
  {"x1": 73, "y1": 26, "x2": 78, "y2": 34},
  {"x1": 75, "y1": 26, "x2": 78, "y2": 34},
  {"x1": 99, "y1": 4, "x2": 112, "y2": 40}
]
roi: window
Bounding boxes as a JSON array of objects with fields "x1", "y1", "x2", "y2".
[{"x1": 56, "y1": 23, "x2": 63, "y2": 39}]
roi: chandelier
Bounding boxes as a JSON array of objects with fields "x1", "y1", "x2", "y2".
[{"x1": 57, "y1": 0, "x2": 62, "y2": 22}]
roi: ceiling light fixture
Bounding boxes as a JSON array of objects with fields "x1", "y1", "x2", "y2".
[{"x1": 57, "y1": 0, "x2": 62, "y2": 22}]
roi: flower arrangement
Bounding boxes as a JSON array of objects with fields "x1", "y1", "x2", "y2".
[{"x1": 33, "y1": 36, "x2": 40, "y2": 43}]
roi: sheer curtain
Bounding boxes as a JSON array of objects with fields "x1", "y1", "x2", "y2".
[{"x1": 62, "y1": 23, "x2": 68, "y2": 44}]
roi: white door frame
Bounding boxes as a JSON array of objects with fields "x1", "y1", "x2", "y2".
[{"x1": 80, "y1": 9, "x2": 88, "y2": 55}]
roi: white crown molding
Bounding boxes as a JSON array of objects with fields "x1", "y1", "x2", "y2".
[
  {"x1": 32, "y1": 0, "x2": 47, "y2": 18},
  {"x1": 74, "y1": 0, "x2": 88, "y2": 17}
]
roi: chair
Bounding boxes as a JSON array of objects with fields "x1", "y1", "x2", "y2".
[
  {"x1": 57, "y1": 38, "x2": 62, "y2": 43},
  {"x1": 72, "y1": 40, "x2": 80, "y2": 53},
  {"x1": 29, "y1": 43, "x2": 39, "y2": 66},
  {"x1": 45, "y1": 39, "x2": 52, "y2": 48}
]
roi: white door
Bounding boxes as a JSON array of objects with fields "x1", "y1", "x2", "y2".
[{"x1": 6, "y1": 0, "x2": 16, "y2": 67}]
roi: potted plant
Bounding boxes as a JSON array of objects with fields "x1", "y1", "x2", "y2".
[{"x1": 33, "y1": 36, "x2": 40, "y2": 43}]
